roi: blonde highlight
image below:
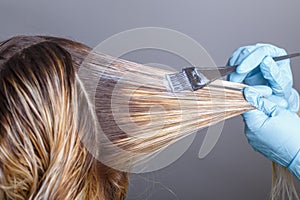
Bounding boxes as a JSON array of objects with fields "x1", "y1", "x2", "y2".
[{"x1": 0, "y1": 35, "x2": 297, "y2": 200}]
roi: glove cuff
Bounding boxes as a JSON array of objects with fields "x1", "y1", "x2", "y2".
[
  {"x1": 288, "y1": 88, "x2": 299, "y2": 113},
  {"x1": 288, "y1": 148, "x2": 300, "y2": 180}
]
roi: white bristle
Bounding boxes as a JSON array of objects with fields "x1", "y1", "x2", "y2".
[{"x1": 166, "y1": 72, "x2": 192, "y2": 92}]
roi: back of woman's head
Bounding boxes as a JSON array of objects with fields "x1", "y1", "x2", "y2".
[{"x1": 0, "y1": 36, "x2": 128, "y2": 200}]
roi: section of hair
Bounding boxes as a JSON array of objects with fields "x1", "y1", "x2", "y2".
[
  {"x1": 271, "y1": 163, "x2": 299, "y2": 200},
  {"x1": 76, "y1": 49, "x2": 253, "y2": 171}
]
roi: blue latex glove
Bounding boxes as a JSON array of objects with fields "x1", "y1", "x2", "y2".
[
  {"x1": 243, "y1": 86, "x2": 300, "y2": 179},
  {"x1": 228, "y1": 43, "x2": 299, "y2": 113}
]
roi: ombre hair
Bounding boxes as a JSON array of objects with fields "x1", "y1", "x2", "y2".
[
  {"x1": 0, "y1": 36, "x2": 297, "y2": 200},
  {"x1": 0, "y1": 36, "x2": 128, "y2": 199}
]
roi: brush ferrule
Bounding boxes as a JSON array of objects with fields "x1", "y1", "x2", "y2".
[
  {"x1": 166, "y1": 67, "x2": 210, "y2": 92},
  {"x1": 183, "y1": 67, "x2": 209, "y2": 91}
]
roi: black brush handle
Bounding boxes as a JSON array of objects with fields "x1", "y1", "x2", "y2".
[
  {"x1": 273, "y1": 52, "x2": 300, "y2": 62},
  {"x1": 221, "y1": 52, "x2": 300, "y2": 77},
  {"x1": 190, "y1": 52, "x2": 300, "y2": 91}
]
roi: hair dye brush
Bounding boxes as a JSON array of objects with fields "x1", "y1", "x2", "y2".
[{"x1": 166, "y1": 53, "x2": 300, "y2": 92}]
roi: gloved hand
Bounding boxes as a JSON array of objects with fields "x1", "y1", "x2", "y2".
[
  {"x1": 228, "y1": 43, "x2": 299, "y2": 113},
  {"x1": 243, "y1": 86, "x2": 300, "y2": 179}
]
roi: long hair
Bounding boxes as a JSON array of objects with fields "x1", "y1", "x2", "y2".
[
  {"x1": 0, "y1": 36, "x2": 297, "y2": 200},
  {"x1": 0, "y1": 36, "x2": 128, "y2": 199}
]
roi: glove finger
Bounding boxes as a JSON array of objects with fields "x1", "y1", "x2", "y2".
[
  {"x1": 245, "y1": 85, "x2": 289, "y2": 108},
  {"x1": 228, "y1": 44, "x2": 268, "y2": 66},
  {"x1": 260, "y1": 56, "x2": 292, "y2": 97},
  {"x1": 237, "y1": 45, "x2": 286, "y2": 74},
  {"x1": 288, "y1": 88, "x2": 300, "y2": 113},
  {"x1": 227, "y1": 45, "x2": 255, "y2": 66},
  {"x1": 228, "y1": 72, "x2": 248, "y2": 82},
  {"x1": 228, "y1": 46, "x2": 255, "y2": 66},
  {"x1": 244, "y1": 86, "x2": 279, "y2": 117},
  {"x1": 247, "y1": 85, "x2": 273, "y2": 97}
]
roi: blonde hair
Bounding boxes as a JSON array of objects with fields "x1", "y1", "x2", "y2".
[
  {"x1": 0, "y1": 36, "x2": 128, "y2": 199},
  {"x1": 0, "y1": 36, "x2": 297, "y2": 199}
]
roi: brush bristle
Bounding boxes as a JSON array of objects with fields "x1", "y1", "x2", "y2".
[{"x1": 166, "y1": 72, "x2": 192, "y2": 92}]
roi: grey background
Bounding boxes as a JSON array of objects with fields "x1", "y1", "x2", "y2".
[{"x1": 1, "y1": 0, "x2": 300, "y2": 199}]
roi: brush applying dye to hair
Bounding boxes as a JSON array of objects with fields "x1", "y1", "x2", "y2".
[
  {"x1": 166, "y1": 52, "x2": 300, "y2": 92},
  {"x1": 78, "y1": 50, "x2": 254, "y2": 173}
]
